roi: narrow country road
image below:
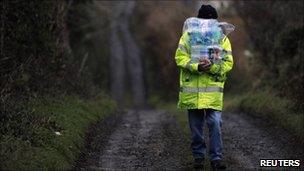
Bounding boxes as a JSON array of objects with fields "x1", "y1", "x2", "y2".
[
  {"x1": 78, "y1": 110, "x2": 191, "y2": 170},
  {"x1": 77, "y1": 110, "x2": 303, "y2": 170},
  {"x1": 105, "y1": 1, "x2": 146, "y2": 106}
]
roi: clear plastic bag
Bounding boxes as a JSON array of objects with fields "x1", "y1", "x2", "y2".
[{"x1": 182, "y1": 17, "x2": 235, "y2": 63}]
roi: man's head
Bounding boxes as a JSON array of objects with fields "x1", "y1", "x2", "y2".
[{"x1": 197, "y1": 4, "x2": 218, "y2": 19}]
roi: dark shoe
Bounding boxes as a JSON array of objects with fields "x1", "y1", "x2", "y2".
[
  {"x1": 211, "y1": 159, "x2": 227, "y2": 170},
  {"x1": 193, "y1": 158, "x2": 204, "y2": 169}
]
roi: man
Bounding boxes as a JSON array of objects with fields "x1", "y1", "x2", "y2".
[{"x1": 175, "y1": 5, "x2": 233, "y2": 170}]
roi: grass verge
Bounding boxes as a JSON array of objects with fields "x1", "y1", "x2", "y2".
[
  {"x1": 0, "y1": 94, "x2": 117, "y2": 170},
  {"x1": 224, "y1": 91, "x2": 304, "y2": 143}
]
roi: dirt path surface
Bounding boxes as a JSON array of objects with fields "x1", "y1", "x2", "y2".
[
  {"x1": 77, "y1": 110, "x2": 303, "y2": 170},
  {"x1": 222, "y1": 113, "x2": 303, "y2": 170},
  {"x1": 78, "y1": 110, "x2": 190, "y2": 170}
]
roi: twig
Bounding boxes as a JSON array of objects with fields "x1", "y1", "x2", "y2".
[{"x1": 78, "y1": 52, "x2": 89, "y2": 77}]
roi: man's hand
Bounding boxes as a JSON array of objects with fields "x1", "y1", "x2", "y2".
[{"x1": 198, "y1": 58, "x2": 212, "y2": 72}]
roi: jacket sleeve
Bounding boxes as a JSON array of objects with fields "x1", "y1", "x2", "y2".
[
  {"x1": 175, "y1": 32, "x2": 199, "y2": 73},
  {"x1": 209, "y1": 37, "x2": 234, "y2": 76}
]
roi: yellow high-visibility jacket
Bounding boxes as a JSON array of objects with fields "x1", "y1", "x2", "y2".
[{"x1": 175, "y1": 32, "x2": 233, "y2": 111}]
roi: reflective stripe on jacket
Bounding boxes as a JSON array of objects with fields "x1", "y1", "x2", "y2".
[{"x1": 175, "y1": 32, "x2": 233, "y2": 111}]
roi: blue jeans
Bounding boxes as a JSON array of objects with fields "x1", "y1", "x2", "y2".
[{"x1": 188, "y1": 109, "x2": 223, "y2": 161}]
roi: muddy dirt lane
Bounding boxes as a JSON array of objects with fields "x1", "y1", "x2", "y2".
[
  {"x1": 78, "y1": 110, "x2": 190, "y2": 170},
  {"x1": 222, "y1": 113, "x2": 303, "y2": 170},
  {"x1": 77, "y1": 110, "x2": 303, "y2": 170}
]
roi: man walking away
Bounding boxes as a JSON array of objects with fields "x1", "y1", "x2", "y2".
[{"x1": 175, "y1": 4, "x2": 234, "y2": 170}]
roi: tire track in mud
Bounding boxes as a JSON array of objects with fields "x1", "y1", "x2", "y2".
[
  {"x1": 222, "y1": 113, "x2": 303, "y2": 170},
  {"x1": 81, "y1": 110, "x2": 190, "y2": 170}
]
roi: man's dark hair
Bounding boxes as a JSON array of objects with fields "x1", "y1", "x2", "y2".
[{"x1": 197, "y1": 5, "x2": 218, "y2": 19}]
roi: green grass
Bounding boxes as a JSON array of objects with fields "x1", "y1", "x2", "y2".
[
  {"x1": 224, "y1": 91, "x2": 304, "y2": 143},
  {"x1": 0, "y1": 94, "x2": 117, "y2": 170}
]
